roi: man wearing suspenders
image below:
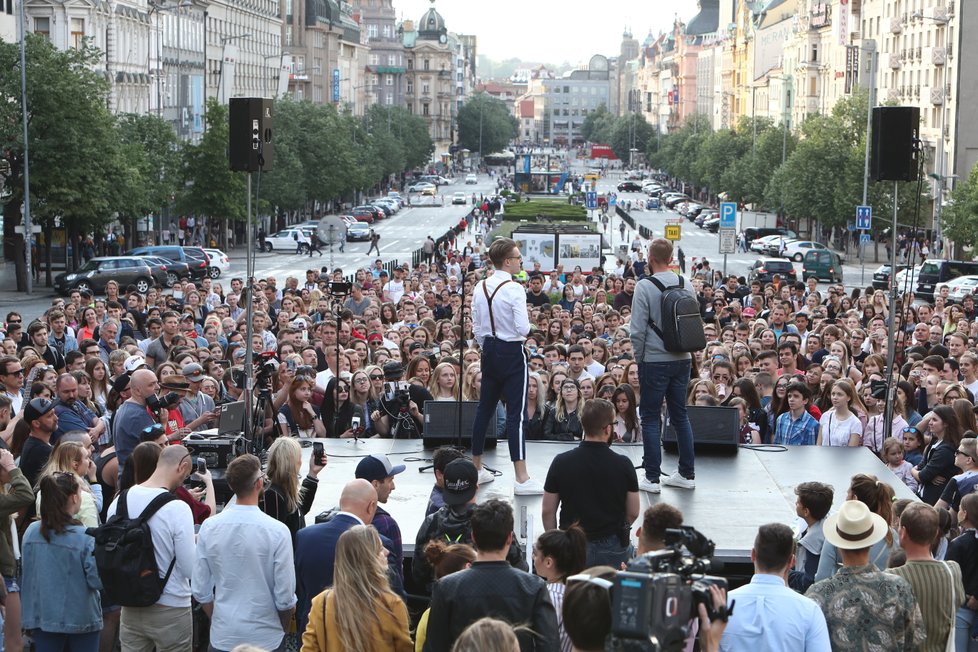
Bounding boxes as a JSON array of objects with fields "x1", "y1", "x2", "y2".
[{"x1": 470, "y1": 238, "x2": 544, "y2": 495}]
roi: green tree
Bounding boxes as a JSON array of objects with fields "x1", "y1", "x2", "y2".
[
  {"x1": 581, "y1": 104, "x2": 616, "y2": 144},
  {"x1": 0, "y1": 36, "x2": 124, "y2": 288},
  {"x1": 610, "y1": 113, "x2": 655, "y2": 163},
  {"x1": 179, "y1": 98, "x2": 246, "y2": 246},
  {"x1": 942, "y1": 161, "x2": 978, "y2": 255},
  {"x1": 457, "y1": 93, "x2": 517, "y2": 155}
]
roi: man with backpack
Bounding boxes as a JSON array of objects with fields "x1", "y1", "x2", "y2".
[
  {"x1": 412, "y1": 459, "x2": 527, "y2": 593},
  {"x1": 630, "y1": 238, "x2": 704, "y2": 494},
  {"x1": 103, "y1": 445, "x2": 196, "y2": 652}
]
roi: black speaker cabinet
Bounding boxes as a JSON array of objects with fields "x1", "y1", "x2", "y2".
[
  {"x1": 871, "y1": 106, "x2": 919, "y2": 182},
  {"x1": 229, "y1": 98, "x2": 274, "y2": 172},
  {"x1": 662, "y1": 405, "x2": 739, "y2": 453},
  {"x1": 422, "y1": 400, "x2": 498, "y2": 450}
]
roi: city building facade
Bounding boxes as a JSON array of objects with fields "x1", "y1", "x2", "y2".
[{"x1": 542, "y1": 55, "x2": 611, "y2": 146}]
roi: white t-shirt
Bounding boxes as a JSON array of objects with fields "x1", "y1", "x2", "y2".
[
  {"x1": 385, "y1": 280, "x2": 405, "y2": 304},
  {"x1": 107, "y1": 485, "x2": 196, "y2": 608},
  {"x1": 819, "y1": 410, "x2": 863, "y2": 447}
]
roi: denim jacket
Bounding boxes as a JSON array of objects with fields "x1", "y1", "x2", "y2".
[{"x1": 21, "y1": 522, "x2": 102, "y2": 633}]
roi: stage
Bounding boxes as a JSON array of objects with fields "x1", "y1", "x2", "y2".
[{"x1": 296, "y1": 440, "x2": 917, "y2": 566}]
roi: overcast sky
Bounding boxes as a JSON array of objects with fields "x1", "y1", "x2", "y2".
[{"x1": 392, "y1": 0, "x2": 703, "y2": 67}]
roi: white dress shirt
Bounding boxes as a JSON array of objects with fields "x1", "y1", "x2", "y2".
[
  {"x1": 472, "y1": 270, "x2": 530, "y2": 346},
  {"x1": 192, "y1": 504, "x2": 297, "y2": 651}
]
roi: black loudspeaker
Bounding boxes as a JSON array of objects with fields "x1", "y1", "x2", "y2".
[
  {"x1": 422, "y1": 401, "x2": 497, "y2": 450},
  {"x1": 662, "y1": 405, "x2": 739, "y2": 453},
  {"x1": 229, "y1": 98, "x2": 274, "y2": 172},
  {"x1": 870, "y1": 106, "x2": 919, "y2": 182}
]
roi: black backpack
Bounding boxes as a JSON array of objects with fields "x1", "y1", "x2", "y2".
[
  {"x1": 644, "y1": 276, "x2": 707, "y2": 353},
  {"x1": 87, "y1": 489, "x2": 178, "y2": 607}
]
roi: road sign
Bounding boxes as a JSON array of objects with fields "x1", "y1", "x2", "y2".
[
  {"x1": 720, "y1": 202, "x2": 737, "y2": 229},
  {"x1": 719, "y1": 228, "x2": 737, "y2": 254},
  {"x1": 609, "y1": 196, "x2": 617, "y2": 207},
  {"x1": 585, "y1": 192, "x2": 597, "y2": 209},
  {"x1": 856, "y1": 205, "x2": 872, "y2": 230},
  {"x1": 665, "y1": 224, "x2": 681, "y2": 241},
  {"x1": 860, "y1": 233, "x2": 871, "y2": 245}
]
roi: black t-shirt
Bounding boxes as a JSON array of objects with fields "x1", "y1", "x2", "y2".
[
  {"x1": 543, "y1": 441, "x2": 639, "y2": 540},
  {"x1": 19, "y1": 436, "x2": 53, "y2": 488},
  {"x1": 525, "y1": 290, "x2": 550, "y2": 308}
]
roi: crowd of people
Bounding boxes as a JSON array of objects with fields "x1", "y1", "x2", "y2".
[{"x1": 0, "y1": 213, "x2": 975, "y2": 651}]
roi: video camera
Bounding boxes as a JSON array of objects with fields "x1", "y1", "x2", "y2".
[
  {"x1": 608, "y1": 526, "x2": 732, "y2": 652},
  {"x1": 146, "y1": 392, "x2": 180, "y2": 413}
]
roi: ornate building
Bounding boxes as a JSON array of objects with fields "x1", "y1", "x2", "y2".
[{"x1": 400, "y1": 0, "x2": 454, "y2": 156}]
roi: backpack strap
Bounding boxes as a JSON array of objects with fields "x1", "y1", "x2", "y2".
[{"x1": 135, "y1": 491, "x2": 179, "y2": 588}]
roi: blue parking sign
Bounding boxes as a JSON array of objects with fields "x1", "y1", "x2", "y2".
[
  {"x1": 856, "y1": 205, "x2": 872, "y2": 230},
  {"x1": 720, "y1": 202, "x2": 737, "y2": 229}
]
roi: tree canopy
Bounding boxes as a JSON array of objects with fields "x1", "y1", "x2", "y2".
[{"x1": 456, "y1": 93, "x2": 518, "y2": 155}]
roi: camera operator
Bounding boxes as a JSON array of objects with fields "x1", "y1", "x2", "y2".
[{"x1": 372, "y1": 361, "x2": 431, "y2": 438}]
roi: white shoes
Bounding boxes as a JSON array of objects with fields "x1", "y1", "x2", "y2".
[
  {"x1": 514, "y1": 478, "x2": 545, "y2": 495},
  {"x1": 477, "y1": 468, "x2": 495, "y2": 485},
  {"x1": 662, "y1": 471, "x2": 696, "y2": 489},
  {"x1": 639, "y1": 478, "x2": 661, "y2": 494}
]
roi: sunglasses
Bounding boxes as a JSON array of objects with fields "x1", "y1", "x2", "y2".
[{"x1": 369, "y1": 375, "x2": 384, "y2": 380}]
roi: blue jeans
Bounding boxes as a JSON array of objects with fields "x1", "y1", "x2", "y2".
[
  {"x1": 957, "y1": 605, "x2": 978, "y2": 651},
  {"x1": 639, "y1": 359, "x2": 695, "y2": 481},
  {"x1": 32, "y1": 630, "x2": 99, "y2": 652},
  {"x1": 586, "y1": 535, "x2": 634, "y2": 568}
]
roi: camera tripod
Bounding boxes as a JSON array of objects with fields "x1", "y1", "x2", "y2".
[{"x1": 249, "y1": 384, "x2": 277, "y2": 459}]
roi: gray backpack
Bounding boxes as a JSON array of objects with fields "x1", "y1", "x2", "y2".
[{"x1": 644, "y1": 276, "x2": 706, "y2": 353}]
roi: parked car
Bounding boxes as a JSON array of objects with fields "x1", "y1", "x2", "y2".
[
  {"x1": 372, "y1": 198, "x2": 400, "y2": 214},
  {"x1": 351, "y1": 207, "x2": 376, "y2": 223},
  {"x1": 781, "y1": 240, "x2": 839, "y2": 263},
  {"x1": 203, "y1": 249, "x2": 230, "y2": 279},
  {"x1": 261, "y1": 228, "x2": 313, "y2": 253},
  {"x1": 386, "y1": 191, "x2": 405, "y2": 207},
  {"x1": 125, "y1": 246, "x2": 210, "y2": 281},
  {"x1": 452, "y1": 191, "x2": 467, "y2": 205},
  {"x1": 748, "y1": 258, "x2": 798, "y2": 284},
  {"x1": 744, "y1": 227, "x2": 796, "y2": 245},
  {"x1": 465, "y1": 173, "x2": 478, "y2": 184},
  {"x1": 354, "y1": 205, "x2": 385, "y2": 221},
  {"x1": 803, "y1": 250, "x2": 844, "y2": 283},
  {"x1": 750, "y1": 235, "x2": 786, "y2": 254},
  {"x1": 663, "y1": 195, "x2": 691, "y2": 209},
  {"x1": 916, "y1": 259, "x2": 978, "y2": 302},
  {"x1": 136, "y1": 255, "x2": 189, "y2": 287},
  {"x1": 703, "y1": 217, "x2": 721, "y2": 233},
  {"x1": 616, "y1": 181, "x2": 643, "y2": 192},
  {"x1": 895, "y1": 265, "x2": 923, "y2": 294},
  {"x1": 54, "y1": 257, "x2": 155, "y2": 296},
  {"x1": 936, "y1": 275, "x2": 978, "y2": 303},
  {"x1": 872, "y1": 264, "x2": 906, "y2": 290},
  {"x1": 346, "y1": 222, "x2": 371, "y2": 241}
]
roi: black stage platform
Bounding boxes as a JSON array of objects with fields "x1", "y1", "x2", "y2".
[{"x1": 298, "y1": 440, "x2": 917, "y2": 565}]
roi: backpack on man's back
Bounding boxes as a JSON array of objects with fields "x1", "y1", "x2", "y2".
[
  {"x1": 643, "y1": 276, "x2": 706, "y2": 353},
  {"x1": 87, "y1": 489, "x2": 178, "y2": 607}
]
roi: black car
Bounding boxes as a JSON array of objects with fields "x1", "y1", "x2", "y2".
[
  {"x1": 748, "y1": 258, "x2": 798, "y2": 284},
  {"x1": 125, "y1": 246, "x2": 210, "y2": 281},
  {"x1": 872, "y1": 264, "x2": 905, "y2": 290},
  {"x1": 346, "y1": 222, "x2": 371, "y2": 241},
  {"x1": 703, "y1": 217, "x2": 721, "y2": 233},
  {"x1": 617, "y1": 181, "x2": 643, "y2": 192},
  {"x1": 136, "y1": 255, "x2": 191, "y2": 287},
  {"x1": 54, "y1": 257, "x2": 155, "y2": 296}
]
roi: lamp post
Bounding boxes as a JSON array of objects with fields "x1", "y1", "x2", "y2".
[
  {"x1": 19, "y1": 0, "x2": 32, "y2": 294},
  {"x1": 845, "y1": 39, "x2": 877, "y2": 285}
]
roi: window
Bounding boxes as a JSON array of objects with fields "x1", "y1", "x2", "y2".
[
  {"x1": 423, "y1": 59, "x2": 430, "y2": 71},
  {"x1": 388, "y1": 54, "x2": 397, "y2": 66},
  {"x1": 367, "y1": 24, "x2": 378, "y2": 38},
  {"x1": 70, "y1": 17, "x2": 84, "y2": 48},
  {"x1": 423, "y1": 104, "x2": 429, "y2": 116},
  {"x1": 407, "y1": 81, "x2": 413, "y2": 93},
  {"x1": 34, "y1": 16, "x2": 50, "y2": 38},
  {"x1": 422, "y1": 84, "x2": 429, "y2": 94},
  {"x1": 382, "y1": 24, "x2": 391, "y2": 37},
  {"x1": 386, "y1": 94, "x2": 393, "y2": 105},
  {"x1": 407, "y1": 58, "x2": 413, "y2": 70},
  {"x1": 369, "y1": 54, "x2": 379, "y2": 66},
  {"x1": 385, "y1": 75, "x2": 393, "y2": 86}
]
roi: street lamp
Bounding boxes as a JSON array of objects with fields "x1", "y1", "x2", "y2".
[{"x1": 18, "y1": 0, "x2": 32, "y2": 294}]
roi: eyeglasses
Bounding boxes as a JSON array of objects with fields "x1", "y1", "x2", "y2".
[{"x1": 956, "y1": 450, "x2": 974, "y2": 462}]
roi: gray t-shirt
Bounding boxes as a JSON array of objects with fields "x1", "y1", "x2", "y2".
[
  {"x1": 629, "y1": 271, "x2": 695, "y2": 363},
  {"x1": 343, "y1": 295, "x2": 372, "y2": 316},
  {"x1": 114, "y1": 400, "x2": 156, "y2": 476}
]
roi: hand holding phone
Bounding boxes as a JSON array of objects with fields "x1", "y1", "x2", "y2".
[{"x1": 312, "y1": 442, "x2": 326, "y2": 467}]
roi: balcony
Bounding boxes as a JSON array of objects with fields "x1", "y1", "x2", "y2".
[
  {"x1": 916, "y1": 46, "x2": 922, "y2": 59},
  {"x1": 914, "y1": 84, "x2": 920, "y2": 97},
  {"x1": 887, "y1": 87, "x2": 900, "y2": 102},
  {"x1": 438, "y1": 70, "x2": 452, "y2": 78},
  {"x1": 889, "y1": 53, "x2": 902, "y2": 69},
  {"x1": 891, "y1": 16, "x2": 903, "y2": 33},
  {"x1": 934, "y1": 6, "x2": 949, "y2": 22},
  {"x1": 933, "y1": 47, "x2": 946, "y2": 65},
  {"x1": 931, "y1": 88, "x2": 944, "y2": 105}
]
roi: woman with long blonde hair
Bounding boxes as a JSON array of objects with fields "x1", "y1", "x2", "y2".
[
  {"x1": 34, "y1": 441, "x2": 101, "y2": 527},
  {"x1": 301, "y1": 524, "x2": 411, "y2": 652},
  {"x1": 262, "y1": 437, "x2": 323, "y2": 549},
  {"x1": 428, "y1": 362, "x2": 460, "y2": 401}
]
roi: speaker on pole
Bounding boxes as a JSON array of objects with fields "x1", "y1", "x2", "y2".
[
  {"x1": 870, "y1": 106, "x2": 919, "y2": 182},
  {"x1": 229, "y1": 98, "x2": 274, "y2": 172}
]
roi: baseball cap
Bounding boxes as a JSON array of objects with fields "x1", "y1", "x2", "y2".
[
  {"x1": 355, "y1": 454, "x2": 406, "y2": 483},
  {"x1": 123, "y1": 355, "x2": 147, "y2": 373},
  {"x1": 180, "y1": 313, "x2": 195, "y2": 322},
  {"x1": 23, "y1": 397, "x2": 55, "y2": 423},
  {"x1": 182, "y1": 362, "x2": 205, "y2": 383},
  {"x1": 367, "y1": 333, "x2": 383, "y2": 343},
  {"x1": 443, "y1": 458, "x2": 478, "y2": 506},
  {"x1": 743, "y1": 307, "x2": 756, "y2": 318},
  {"x1": 111, "y1": 373, "x2": 132, "y2": 394}
]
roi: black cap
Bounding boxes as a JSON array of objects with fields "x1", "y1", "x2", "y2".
[
  {"x1": 23, "y1": 397, "x2": 55, "y2": 423},
  {"x1": 443, "y1": 458, "x2": 478, "y2": 506},
  {"x1": 382, "y1": 361, "x2": 404, "y2": 380}
]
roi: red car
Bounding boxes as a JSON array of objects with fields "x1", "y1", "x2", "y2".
[{"x1": 351, "y1": 208, "x2": 375, "y2": 223}]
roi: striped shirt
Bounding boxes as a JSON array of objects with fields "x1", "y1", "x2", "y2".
[
  {"x1": 888, "y1": 559, "x2": 965, "y2": 652},
  {"x1": 547, "y1": 582, "x2": 571, "y2": 652}
]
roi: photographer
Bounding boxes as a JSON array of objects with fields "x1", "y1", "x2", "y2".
[{"x1": 372, "y1": 362, "x2": 431, "y2": 438}]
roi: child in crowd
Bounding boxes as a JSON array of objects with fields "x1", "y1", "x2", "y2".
[
  {"x1": 882, "y1": 437, "x2": 918, "y2": 493},
  {"x1": 774, "y1": 382, "x2": 820, "y2": 446},
  {"x1": 901, "y1": 427, "x2": 925, "y2": 467},
  {"x1": 789, "y1": 481, "x2": 834, "y2": 593},
  {"x1": 728, "y1": 397, "x2": 759, "y2": 445}
]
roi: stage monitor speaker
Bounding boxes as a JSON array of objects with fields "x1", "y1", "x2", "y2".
[
  {"x1": 229, "y1": 98, "x2": 274, "y2": 172},
  {"x1": 870, "y1": 106, "x2": 919, "y2": 182},
  {"x1": 423, "y1": 401, "x2": 497, "y2": 450},
  {"x1": 663, "y1": 405, "x2": 739, "y2": 453}
]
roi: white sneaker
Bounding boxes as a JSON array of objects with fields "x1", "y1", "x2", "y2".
[
  {"x1": 477, "y1": 468, "x2": 495, "y2": 485},
  {"x1": 662, "y1": 471, "x2": 695, "y2": 489},
  {"x1": 639, "y1": 478, "x2": 661, "y2": 494},
  {"x1": 513, "y1": 478, "x2": 545, "y2": 495}
]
